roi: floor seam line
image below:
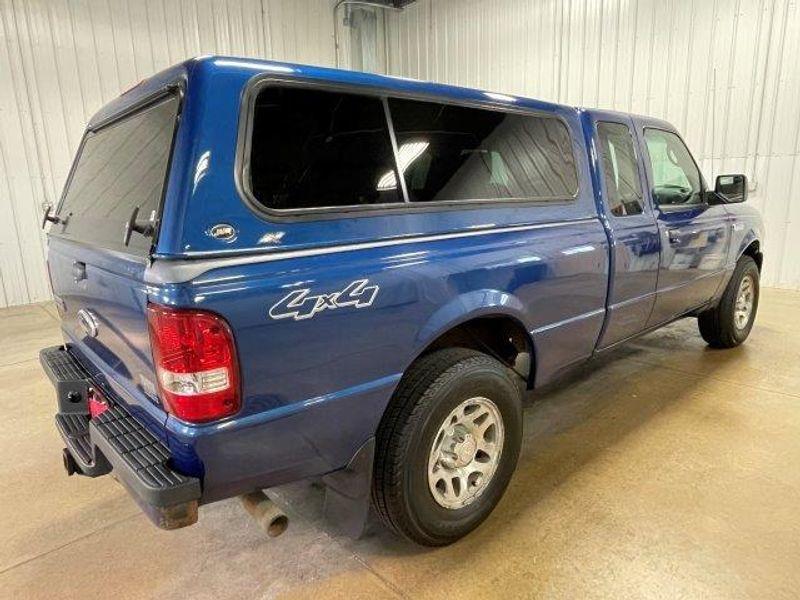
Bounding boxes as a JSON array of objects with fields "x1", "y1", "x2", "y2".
[
  {"x1": 0, "y1": 512, "x2": 140, "y2": 576},
  {"x1": 270, "y1": 494, "x2": 409, "y2": 600},
  {"x1": 349, "y1": 553, "x2": 410, "y2": 599},
  {"x1": 265, "y1": 491, "x2": 409, "y2": 599},
  {"x1": 36, "y1": 303, "x2": 60, "y2": 323},
  {"x1": 627, "y1": 356, "x2": 800, "y2": 399},
  {"x1": 0, "y1": 357, "x2": 39, "y2": 369}
]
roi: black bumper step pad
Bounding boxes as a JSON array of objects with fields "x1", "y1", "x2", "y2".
[
  {"x1": 91, "y1": 405, "x2": 199, "y2": 503},
  {"x1": 55, "y1": 413, "x2": 93, "y2": 466},
  {"x1": 41, "y1": 345, "x2": 89, "y2": 381},
  {"x1": 40, "y1": 345, "x2": 90, "y2": 414},
  {"x1": 41, "y1": 344, "x2": 201, "y2": 513}
]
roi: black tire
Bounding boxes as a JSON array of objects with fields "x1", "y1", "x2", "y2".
[
  {"x1": 372, "y1": 347, "x2": 522, "y2": 546},
  {"x1": 698, "y1": 256, "x2": 760, "y2": 348}
]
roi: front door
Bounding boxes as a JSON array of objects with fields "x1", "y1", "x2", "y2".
[{"x1": 636, "y1": 124, "x2": 731, "y2": 327}]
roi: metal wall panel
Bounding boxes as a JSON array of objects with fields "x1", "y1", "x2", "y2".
[
  {"x1": 2, "y1": 0, "x2": 798, "y2": 305},
  {"x1": 0, "y1": 0, "x2": 337, "y2": 307},
  {"x1": 386, "y1": 0, "x2": 800, "y2": 289}
]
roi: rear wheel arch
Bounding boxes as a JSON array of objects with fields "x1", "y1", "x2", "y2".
[{"x1": 410, "y1": 313, "x2": 536, "y2": 389}]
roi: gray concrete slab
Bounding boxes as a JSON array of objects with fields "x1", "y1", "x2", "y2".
[{"x1": 1, "y1": 291, "x2": 799, "y2": 599}]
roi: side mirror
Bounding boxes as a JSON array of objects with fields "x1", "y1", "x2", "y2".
[{"x1": 715, "y1": 174, "x2": 747, "y2": 203}]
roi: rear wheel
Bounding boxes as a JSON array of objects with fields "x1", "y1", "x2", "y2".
[
  {"x1": 372, "y1": 348, "x2": 522, "y2": 546},
  {"x1": 698, "y1": 256, "x2": 760, "y2": 348}
]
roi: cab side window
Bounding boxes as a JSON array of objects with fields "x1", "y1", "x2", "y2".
[
  {"x1": 596, "y1": 122, "x2": 644, "y2": 216},
  {"x1": 643, "y1": 129, "x2": 703, "y2": 206}
]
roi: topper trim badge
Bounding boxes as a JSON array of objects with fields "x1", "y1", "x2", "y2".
[
  {"x1": 209, "y1": 223, "x2": 237, "y2": 241},
  {"x1": 269, "y1": 279, "x2": 379, "y2": 321}
]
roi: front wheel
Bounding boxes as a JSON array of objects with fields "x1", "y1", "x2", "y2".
[
  {"x1": 698, "y1": 256, "x2": 760, "y2": 348},
  {"x1": 372, "y1": 348, "x2": 522, "y2": 546}
]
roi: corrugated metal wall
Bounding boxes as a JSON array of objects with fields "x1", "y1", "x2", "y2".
[
  {"x1": 1, "y1": 0, "x2": 799, "y2": 306},
  {"x1": 386, "y1": 0, "x2": 800, "y2": 289},
  {"x1": 0, "y1": 0, "x2": 338, "y2": 307}
]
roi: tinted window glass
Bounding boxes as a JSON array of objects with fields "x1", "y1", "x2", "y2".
[
  {"x1": 249, "y1": 87, "x2": 401, "y2": 210},
  {"x1": 597, "y1": 122, "x2": 643, "y2": 217},
  {"x1": 56, "y1": 95, "x2": 179, "y2": 254},
  {"x1": 644, "y1": 129, "x2": 703, "y2": 206},
  {"x1": 388, "y1": 98, "x2": 578, "y2": 203}
]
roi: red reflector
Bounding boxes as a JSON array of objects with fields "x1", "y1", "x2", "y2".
[
  {"x1": 88, "y1": 388, "x2": 109, "y2": 418},
  {"x1": 146, "y1": 303, "x2": 240, "y2": 423}
]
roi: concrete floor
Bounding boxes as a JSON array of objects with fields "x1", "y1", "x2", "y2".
[{"x1": 1, "y1": 290, "x2": 799, "y2": 599}]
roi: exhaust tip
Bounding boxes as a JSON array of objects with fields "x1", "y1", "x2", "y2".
[
  {"x1": 267, "y1": 513, "x2": 289, "y2": 537},
  {"x1": 239, "y1": 490, "x2": 289, "y2": 538}
]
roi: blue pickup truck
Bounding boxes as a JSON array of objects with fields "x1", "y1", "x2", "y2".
[{"x1": 40, "y1": 56, "x2": 763, "y2": 546}]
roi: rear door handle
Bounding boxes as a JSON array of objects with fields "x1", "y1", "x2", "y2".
[
  {"x1": 667, "y1": 230, "x2": 681, "y2": 244},
  {"x1": 72, "y1": 261, "x2": 86, "y2": 282}
]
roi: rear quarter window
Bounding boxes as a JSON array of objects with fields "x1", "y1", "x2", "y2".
[{"x1": 54, "y1": 94, "x2": 180, "y2": 255}]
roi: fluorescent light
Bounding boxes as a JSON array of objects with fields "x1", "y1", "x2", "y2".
[
  {"x1": 213, "y1": 59, "x2": 295, "y2": 73},
  {"x1": 562, "y1": 244, "x2": 595, "y2": 255},
  {"x1": 485, "y1": 92, "x2": 517, "y2": 103},
  {"x1": 193, "y1": 150, "x2": 211, "y2": 191},
  {"x1": 377, "y1": 141, "x2": 430, "y2": 191}
]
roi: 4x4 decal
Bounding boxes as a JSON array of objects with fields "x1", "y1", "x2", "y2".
[{"x1": 269, "y1": 279, "x2": 379, "y2": 321}]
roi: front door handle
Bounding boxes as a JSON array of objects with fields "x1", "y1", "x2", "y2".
[
  {"x1": 667, "y1": 230, "x2": 681, "y2": 244},
  {"x1": 72, "y1": 261, "x2": 86, "y2": 282}
]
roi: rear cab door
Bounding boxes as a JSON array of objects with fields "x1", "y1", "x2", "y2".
[
  {"x1": 46, "y1": 87, "x2": 182, "y2": 436},
  {"x1": 585, "y1": 110, "x2": 660, "y2": 349}
]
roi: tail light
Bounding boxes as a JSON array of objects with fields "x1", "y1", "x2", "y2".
[{"x1": 146, "y1": 303, "x2": 240, "y2": 423}]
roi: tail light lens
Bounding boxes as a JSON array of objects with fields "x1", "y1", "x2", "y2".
[{"x1": 147, "y1": 303, "x2": 240, "y2": 423}]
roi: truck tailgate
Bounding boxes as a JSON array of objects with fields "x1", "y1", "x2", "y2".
[
  {"x1": 44, "y1": 91, "x2": 181, "y2": 434},
  {"x1": 48, "y1": 238, "x2": 165, "y2": 429}
]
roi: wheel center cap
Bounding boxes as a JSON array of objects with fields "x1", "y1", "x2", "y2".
[{"x1": 451, "y1": 434, "x2": 477, "y2": 468}]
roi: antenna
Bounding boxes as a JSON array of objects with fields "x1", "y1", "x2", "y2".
[{"x1": 711, "y1": 68, "x2": 717, "y2": 180}]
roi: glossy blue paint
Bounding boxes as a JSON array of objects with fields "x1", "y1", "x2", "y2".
[
  {"x1": 47, "y1": 56, "x2": 764, "y2": 505},
  {"x1": 582, "y1": 110, "x2": 661, "y2": 349},
  {"x1": 46, "y1": 238, "x2": 166, "y2": 438},
  {"x1": 629, "y1": 115, "x2": 734, "y2": 327}
]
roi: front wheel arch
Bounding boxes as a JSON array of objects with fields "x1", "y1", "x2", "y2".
[{"x1": 740, "y1": 239, "x2": 763, "y2": 271}]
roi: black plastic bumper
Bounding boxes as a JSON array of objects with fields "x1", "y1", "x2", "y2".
[{"x1": 40, "y1": 345, "x2": 201, "y2": 529}]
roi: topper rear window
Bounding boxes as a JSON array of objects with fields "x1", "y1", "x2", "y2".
[{"x1": 54, "y1": 94, "x2": 180, "y2": 255}]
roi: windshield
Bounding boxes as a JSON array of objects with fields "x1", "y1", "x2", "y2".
[{"x1": 54, "y1": 94, "x2": 180, "y2": 255}]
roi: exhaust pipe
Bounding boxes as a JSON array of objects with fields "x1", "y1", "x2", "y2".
[{"x1": 239, "y1": 491, "x2": 289, "y2": 537}]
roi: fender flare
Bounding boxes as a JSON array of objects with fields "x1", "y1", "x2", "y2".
[
  {"x1": 405, "y1": 289, "x2": 536, "y2": 376},
  {"x1": 735, "y1": 230, "x2": 761, "y2": 263}
]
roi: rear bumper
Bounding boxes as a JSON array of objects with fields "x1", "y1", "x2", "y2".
[{"x1": 40, "y1": 345, "x2": 201, "y2": 529}]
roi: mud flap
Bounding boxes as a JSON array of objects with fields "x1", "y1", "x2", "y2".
[{"x1": 322, "y1": 437, "x2": 374, "y2": 539}]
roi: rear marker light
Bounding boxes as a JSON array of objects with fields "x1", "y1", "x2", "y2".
[{"x1": 147, "y1": 303, "x2": 240, "y2": 423}]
